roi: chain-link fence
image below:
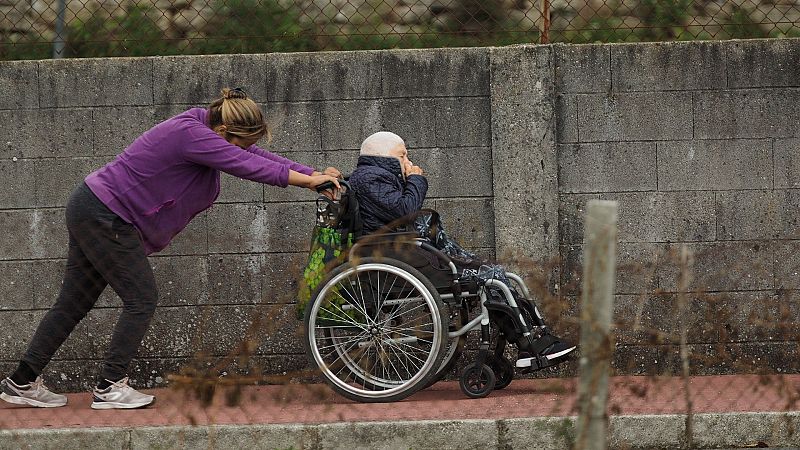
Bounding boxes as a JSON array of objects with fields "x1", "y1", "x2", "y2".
[{"x1": 1, "y1": 0, "x2": 799, "y2": 60}]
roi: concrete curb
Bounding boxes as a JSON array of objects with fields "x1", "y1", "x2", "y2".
[{"x1": 1, "y1": 412, "x2": 799, "y2": 450}]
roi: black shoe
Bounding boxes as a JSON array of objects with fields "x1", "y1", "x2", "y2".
[{"x1": 515, "y1": 334, "x2": 576, "y2": 369}]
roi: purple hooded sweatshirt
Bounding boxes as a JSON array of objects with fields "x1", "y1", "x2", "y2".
[{"x1": 85, "y1": 108, "x2": 315, "y2": 255}]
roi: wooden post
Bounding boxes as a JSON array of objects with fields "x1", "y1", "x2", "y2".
[{"x1": 575, "y1": 200, "x2": 618, "y2": 450}]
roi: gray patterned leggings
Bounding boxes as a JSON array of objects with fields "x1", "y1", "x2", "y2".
[{"x1": 21, "y1": 182, "x2": 157, "y2": 383}]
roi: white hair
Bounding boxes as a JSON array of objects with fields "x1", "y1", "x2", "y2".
[{"x1": 360, "y1": 131, "x2": 405, "y2": 157}]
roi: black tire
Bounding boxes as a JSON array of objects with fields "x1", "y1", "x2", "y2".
[
  {"x1": 304, "y1": 257, "x2": 448, "y2": 403},
  {"x1": 459, "y1": 363, "x2": 496, "y2": 399}
]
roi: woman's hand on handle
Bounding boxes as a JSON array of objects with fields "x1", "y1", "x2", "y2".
[
  {"x1": 312, "y1": 167, "x2": 343, "y2": 179},
  {"x1": 288, "y1": 170, "x2": 340, "y2": 198}
]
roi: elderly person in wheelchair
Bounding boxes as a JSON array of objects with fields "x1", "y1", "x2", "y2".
[
  {"x1": 349, "y1": 131, "x2": 576, "y2": 366},
  {"x1": 301, "y1": 131, "x2": 575, "y2": 402}
]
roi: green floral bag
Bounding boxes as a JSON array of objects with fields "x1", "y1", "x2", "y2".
[{"x1": 296, "y1": 185, "x2": 360, "y2": 320}]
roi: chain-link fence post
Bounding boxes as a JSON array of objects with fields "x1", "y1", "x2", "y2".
[{"x1": 575, "y1": 200, "x2": 618, "y2": 450}]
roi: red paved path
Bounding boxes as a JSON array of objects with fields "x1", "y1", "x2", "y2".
[{"x1": 1, "y1": 375, "x2": 798, "y2": 430}]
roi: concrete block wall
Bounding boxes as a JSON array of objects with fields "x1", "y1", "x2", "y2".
[
  {"x1": 555, "y1": 39, "x2": 800, "y2": 375},
  {"x1": 0, "y1": 49, "x2": 498, "y2": 390},
  {"x1": 1, "y1": 38, "x2": 798, "y2": 391}
]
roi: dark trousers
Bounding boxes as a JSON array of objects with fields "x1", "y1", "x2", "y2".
[{"x1": 21, "y1": 183, "x2": 157, "y2": 382}]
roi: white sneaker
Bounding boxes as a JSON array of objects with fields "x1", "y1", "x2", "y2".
[
  {"x1": 91, "y1": 377, "x2": 155, "y2": 410},
  {"x1": 0, "y1": 376, "x2": 67, "y2": 408}
]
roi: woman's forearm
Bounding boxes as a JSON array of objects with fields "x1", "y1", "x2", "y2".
[{"x1": 288, "y1": 170, "x2": 312, "y2": 188}]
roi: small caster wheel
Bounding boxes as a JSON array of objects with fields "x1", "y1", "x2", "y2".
[
  {"x1": 488, "y1": 355, "x2": 514, "y2": 390},
  {"x1": 459, "y1": 363, "x2": 496, "y2": 399}
]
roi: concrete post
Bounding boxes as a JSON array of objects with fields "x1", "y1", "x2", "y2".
[{"x1": 575, "y1": 200, "x2": 618, "y2": 450}]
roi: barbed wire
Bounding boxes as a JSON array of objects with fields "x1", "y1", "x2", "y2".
[{"x1": 0, "y1": 0, "x2": 798, "y2": 60}]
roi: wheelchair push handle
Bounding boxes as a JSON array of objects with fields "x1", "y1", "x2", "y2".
[{"x1": 315, "y1": 178, "x2": 350, "y2": 193}]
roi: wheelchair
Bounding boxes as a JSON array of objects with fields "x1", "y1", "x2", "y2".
[{"x1": 302, "y1": 181, "x2": 564, "y2": 403}]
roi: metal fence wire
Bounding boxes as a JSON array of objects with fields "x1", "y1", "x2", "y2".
[{"x1": 1, "y1": 0, "x2": 799, "y2": 59}]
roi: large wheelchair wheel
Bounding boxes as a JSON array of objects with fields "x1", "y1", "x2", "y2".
[
  {"x1": 424, "y1": 304, "x2": 468, "y2": 388},
  {"x1": 304, "y1": 257, "x2": 448, "y2": 403}
]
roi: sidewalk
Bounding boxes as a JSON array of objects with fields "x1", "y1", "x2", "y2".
[{"x1": 1, "y1": 375, "x2": 799, "y2": 449}]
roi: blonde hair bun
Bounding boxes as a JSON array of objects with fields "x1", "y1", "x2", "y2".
[{"x1": 221, "y1": 87, "x2": 248, "y2": 100}]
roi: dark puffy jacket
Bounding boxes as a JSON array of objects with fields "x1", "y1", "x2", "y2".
[{"x1": 349, "y1": 155, "x2": 428, "y2": 233}]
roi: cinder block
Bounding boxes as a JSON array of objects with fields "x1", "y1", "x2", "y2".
[
  {"x1": 34, "y1": 157, "x2": 107, "y2": 207},
  {"x1": 716, "y1": 190, "x2": 777, "y2": 240},
  {"x1": 149, "y1": 255, "x2": 209, "y2": 306},
  {"x1": 138, "y1": 306, "x2": 204, "y2": 358},
  {"x1": 558, "y1": 141, "x2": 657, "y2": 193},
  {"x1": 92, "y1": 106, "x2": 158, "y2": 156},
  {"x1": 0, "y1": 309, "x2": 89, "y2": 361},
  {"x1": 611, "y1": 342, "x2": 680, "y2": 375},
  {"x1": 153, "y1": 54, "x2": 267, "y2": 105},
  {"x1": 775, "y1": 239, "x2": 800, "y2": 290},
  {"x1": 26, "y1": 358, "x2": 93, "y2": 392},
  {"x1": 193, "y1": 305, "x2": 296, "y2": 356},
  {"x1": 262, "y1": 252, "x2": 309, "y2": 304},
  {"x1": 254, "y1": 303, "x2": 305, "y2": 354},
  {"x1": 0, "y1": 108, "x2": 93, "y2": 158},
  {"x1": 0, "y1": 60, "x2": 38, "y2": 109},
  {"x1": 0, "y1": 261, "x2": 36, "y2": 310},
  {"x1": 611, "y1": 41, "x2": 726, "y2": 91},
  {"x1": 267, "y1": 50, "x2": 382, "y2": 101},
  {"x1": 0, "y1": 209, "x2": 67, "y2": 260},
  {"x1": 39, "y1": 58, "x2": 153, "y2": 107},
  {"x1": 727, "y1": 39, "x2": 800, "y2": 88},
  {"x1": 207, "y1": 202, "x2": 314, "y2": 254},
  {"x1": 207, "y1": 253, "x2": 263, "y2": 305},
  {"x1": 431, "y1": 197, "x2": 494, "y2": 250},
  {"x1": 718, "y1": 290, "x2": 798, "y2": 342},
  {"x1": 657, "y1": 139, "x2": 772, "y2": 191},
  {"x1": 156, "y1": 211, "x2": 208, "y2": 257},
  {"x1": 775, "y1": 189, "x2": 800, "y2": 239},
  {"x1": 658, "y1": 241, "x2": 773, "y2": 292},
  {"x1": 774, "y1": 138, "x2": 800, "y2": 188},
  {"x1": 320, "y1": 100, "x2": 383, "y2": 150},
  {"x1": 263, "y1": 101, "x2": 321, "y2": 153},
  {"x1": 599, "y1": 191, "x2": 716, "y2": 243},
  {"x1": 554, "y1": 43, "x2": 611, "y2": 93},
  {"x1": 419, "y1": 147, "x2": 493, "y2": 198},
  {"x1": 435, "y1": 97, "x2": 491, "y2": 147},
  {"x1": 558, "y1": 193, "x2": 599, "y2": 244},
  {"x1": 382, "y1": 98, "x2": 437, "y2": 148},
  {"x1": 694, "y1": 90, "x2": 800, "y2": 139},
  {"x1": 382, "y1": 47, "x2": 490, "y2": 98},
  {"x1": 0, "y1": 158, "x2": 36, "y2": 209},
  {"x1": 623, "y1": 293, "x2": 729, "y2": 345},
  {"x1": 616, "y1": 242, "x2": 660, "y2": 295},
  {"x1": 559, "y1": 242, "x2": 661, "y2": 296},
  {"x1": 217, "y1": 172, "x2": 263, "y2": 204},
  {"x1": 577, "y1": 92, "x2": 692, "y2": 142},
  {"x1": 555, "y1": 94, "x2": 578, "y2": 143}
]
